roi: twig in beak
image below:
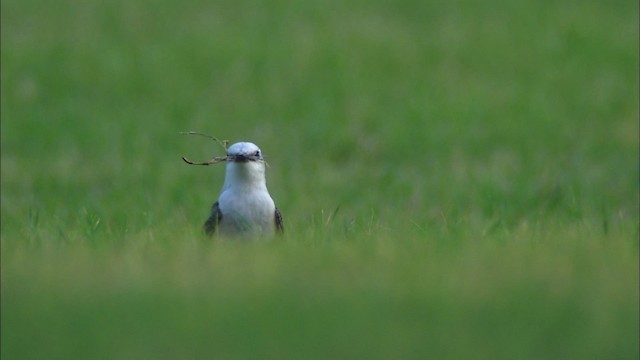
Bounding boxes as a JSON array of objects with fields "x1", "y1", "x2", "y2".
[
  {"x1": 179, "y1": 131, "x2": 229, "y2": 151},
  {"x1": 182, "y1": 156, "x2": 228, "y2": 166},
  {"x1": 180, "y1": 131, "x2": 230, "y2": 166}
]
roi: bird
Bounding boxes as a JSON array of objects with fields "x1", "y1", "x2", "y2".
[{"x1": 203, "y1": 142, "x2": 283, "y2": 238}]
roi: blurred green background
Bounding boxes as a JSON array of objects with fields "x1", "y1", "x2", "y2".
[{"x1": 1, "y1": 0, "x2": 638, "y2": 359}]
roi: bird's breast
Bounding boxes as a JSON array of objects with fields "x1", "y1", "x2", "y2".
[{"x1": 217, "y1": 187, "x2": 276, "y2": 236}]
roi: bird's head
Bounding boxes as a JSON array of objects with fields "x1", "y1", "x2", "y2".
[
  {"x1": 223, "y1": 142, "x2": 268, "y2": 187},
  {"x1": 226, "y1": 142, "x2": 264, "y2": 163}
]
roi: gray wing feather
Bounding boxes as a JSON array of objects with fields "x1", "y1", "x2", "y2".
[
  {"x1": 204, "y1": 201, "x2": 222, "y2": 236},
  {"x1": 275, "y1": 207, "x2": 284, "y2": 234}
]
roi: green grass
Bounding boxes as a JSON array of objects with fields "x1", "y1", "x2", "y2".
[{"x1": 2, "y1": 0, "x2": 638, "y2": 359}]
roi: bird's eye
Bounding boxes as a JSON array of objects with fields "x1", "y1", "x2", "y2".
[{"x1": 254, "y1": 151, "x2": 261, "y2": 157}]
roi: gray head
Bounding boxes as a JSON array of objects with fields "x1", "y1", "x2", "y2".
[
  {"x1": 221, "y1": 142, "x2": 268, "y2": 189},
  {"x1": 222, "y1": 142, "x2": 267, "y2": 192},
  {"x1": 226, "y1": 142, "x2": 264, "y2": 163}
]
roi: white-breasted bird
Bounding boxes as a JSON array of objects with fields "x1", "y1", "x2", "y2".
[{"x1": 204, "y1": 142, "x2": 283, "y2": 238}]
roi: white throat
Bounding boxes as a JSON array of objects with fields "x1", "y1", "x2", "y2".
[{"x1": 222, "y1": 160, "x2": 268, "y2": 192}]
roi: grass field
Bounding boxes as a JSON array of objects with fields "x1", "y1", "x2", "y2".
[{"x1": 1, "y1": 0, "x2": 638, "y2": 359}]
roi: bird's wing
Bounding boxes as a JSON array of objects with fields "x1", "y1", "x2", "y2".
[
  {"x1": 275, "y1": 207, "x2": 284, "y2": 234},
  {"x1": 204, "y1": 201, "x2": 222, "y2": 236}
]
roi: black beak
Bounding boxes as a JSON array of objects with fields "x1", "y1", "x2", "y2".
[
  {"x1": 229, "y1": 154, "x2": 255, "y2": 162},
  {"x1": 235, "y1": 154, "x2": 249, "y2": 162}
]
